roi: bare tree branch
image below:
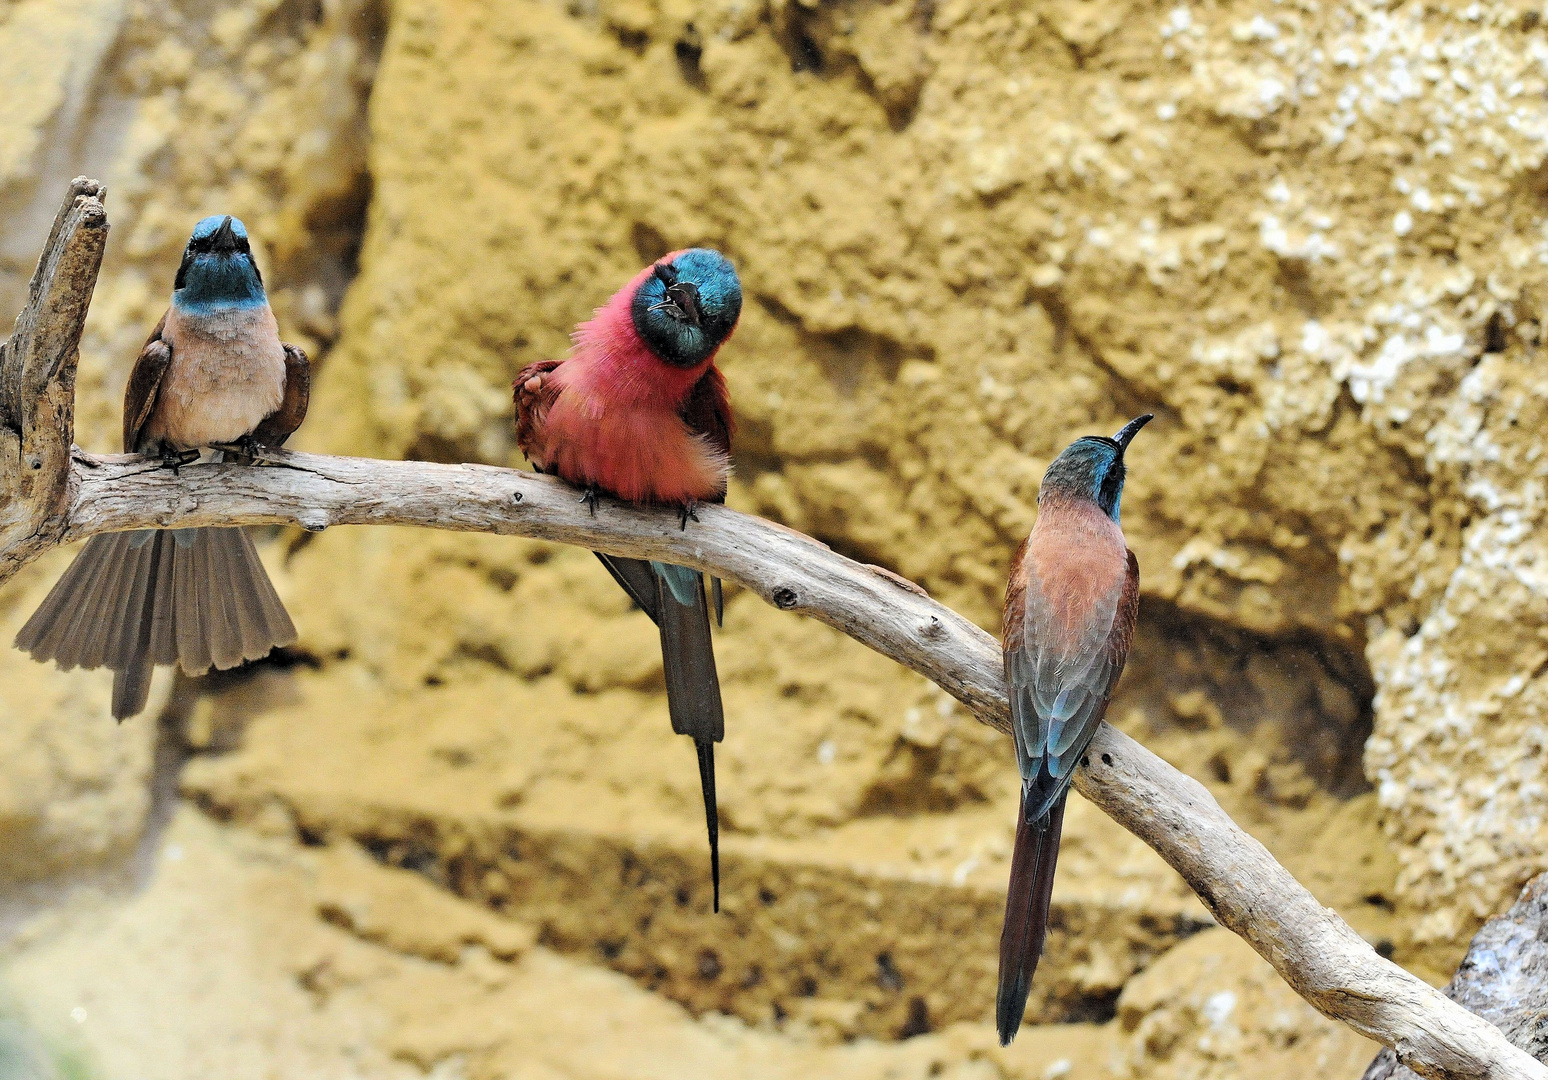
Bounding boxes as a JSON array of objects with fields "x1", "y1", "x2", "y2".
[
  {"x1": 1360, "y1": 872, "x2": 1548, "y2": 1080},
  {"x1": 0, "y1": 177, "x2": 107, "y2": 583},
  {"x1": 5, "y1": 181, "x2": 1545, "y2": 1080}
]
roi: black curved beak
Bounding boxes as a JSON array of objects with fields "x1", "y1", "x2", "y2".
[
  {"x1": 648, "y1": 264, "x2": 704, "y2": 326},
  {"x1": 209, "y1": 216, "x2": 239, "y2": 254},
  {"x1": 1113, "y1": 413, "x2": 1154, "y2": 453}
]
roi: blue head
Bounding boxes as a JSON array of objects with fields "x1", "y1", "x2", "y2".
[
  {"x1": 1039, "y1": 414, "x2": 1153, "y2": 522},
  {"x1": 172, "y1": 216, "x2": 266, "y2": 312},
  {"x1": 630, "y1": 249, "x2": 742, "y2": 367}
]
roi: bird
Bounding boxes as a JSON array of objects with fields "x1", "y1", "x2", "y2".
[
  {"x1": 514, "y1": 248, "x2": 741, "y2": 911},
  {"x1": 15, "y1": 214, "x2": 310, "y2": 720},
  {"x1": 996, "y1": 413, "x2": 1152, "y2": 1045}
]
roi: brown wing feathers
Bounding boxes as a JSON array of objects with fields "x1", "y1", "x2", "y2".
[
  {"x1": 513, "y1": 359, "x2": 562, "y2": 468},
  {"x1": 680, "y1": 368, "x2": 733, "y2": 624},
  {"x1": 122, "y1": 313, "x2": 172, "y2": 454},
  {"x1": 997, "y1": 537, "x2": 1139, "y2": 1044},
  {"x1": 251, "y1": 343, "x2": 310, "y2": 447},
  {"x1": 679, "y1": 366, "x2": 734, "y2": 466}
]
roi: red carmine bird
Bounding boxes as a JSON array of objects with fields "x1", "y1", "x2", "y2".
[
  {"x1": 997, "y1": 413, "x2": 1152, "y2": 1044},
  {"x1": 514, "y1": 249, "x2": 741, "y2": 911}
]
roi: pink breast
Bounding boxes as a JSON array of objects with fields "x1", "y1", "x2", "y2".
[{"x1": 542, "y1": 379, "x2": 729, "y2": 505}]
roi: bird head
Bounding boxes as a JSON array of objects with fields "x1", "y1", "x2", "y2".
[
  {"x1": 630, "y1": 249, "x2": 742, "y2": 368},
  {"x1": 172, "y1": 215, "x2": 266, "y2": 310},
  {"x1": 1039, "y1": 414, "x2": 1153, "y2": 522}
]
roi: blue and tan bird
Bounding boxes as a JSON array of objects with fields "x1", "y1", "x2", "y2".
[
  {"x1": 996, "y1": 413, "x2": 1152, "y2": 1044},
  {"x1": 15, "y1": 215, "x2": 310, "y2": 719}
]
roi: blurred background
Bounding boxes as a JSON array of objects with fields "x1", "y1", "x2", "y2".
[{"x1": 1, "y1": 0, "x2": 1546, "y2": 1075}]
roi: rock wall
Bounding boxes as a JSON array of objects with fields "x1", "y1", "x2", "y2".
[
  {"x1": 3, "y1": 0, "x2": 1547, "y2": 1074},
  {"x1": 0, "y1": 0, "x2": 379, "y2": 896}
]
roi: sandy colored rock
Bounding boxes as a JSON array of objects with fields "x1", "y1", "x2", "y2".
[
  {"x1": 0, "y1": 548, "x2": 156, "y2": 887},
  {"x1": 316, "y1": 841, "x2": 537, "y2": 963},
  {"x1": 1361, "y1": 871, "x2": 1548, "y2": 1079},
  {"x1": 312, "y1": 0, "x2": 1548, "y2": 945},
  {"x1": 0, "y1": 806, "x2": 1115, "y2": 1080},
  {"x1": 2, "y1": 811, "x2": 424, "y2": 1080},
  {"x1": 4, "y1": 0, "x2": 1548, "y2": 1072},
  {"x1": 1111, "y1": 927, "x2": 1377, "y2": 1080}
]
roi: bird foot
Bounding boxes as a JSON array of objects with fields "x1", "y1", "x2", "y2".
[
  {"x1": 212, "y1": 434, "x2": 269, "y2": 463},
  {"x1": 678, "y1": 500, "x2": 700, "y2": 531},
  {"x1": 579, "y1": 485, "x2": 602, "y2": 516},
  {"x1": 157, "y1": 448, "x2": 200, "y2": 474}
]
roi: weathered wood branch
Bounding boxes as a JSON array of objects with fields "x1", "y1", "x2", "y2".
[
  {"x1": 4, "y1": 181, "x2": 1545, "y2": 1080},
  {"x1": 0, "y1": 177, "x2": 107, "y2": 583},
  {"x1": 1361, "y1": 872, "x2": 1548, "y2": 1080}
]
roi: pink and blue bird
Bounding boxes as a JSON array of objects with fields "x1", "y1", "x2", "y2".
[
  {"x1": 996, "y1": 413, "x2": 1152, "y2": 1044},
  {"x1": 16, "y1": 215, "x2": 310, "y2": 719},
  {"x1": 515, "y1": 249, "x2": 741, "y2": 911}
]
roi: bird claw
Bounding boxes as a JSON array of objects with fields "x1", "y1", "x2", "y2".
[
  {"x1": 158, "y1": 448, "x2": 199, "y2": 474},
  {"x1": 678, "y1": 500, "x2": 700, "y2": 531},
  {"x1": 209, "y1": 435, "x2": 274, "y2": 464},
  {"x1": 579, "y1": 485, "x2": 602, "y2": 516}
]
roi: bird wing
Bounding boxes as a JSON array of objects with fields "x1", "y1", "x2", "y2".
[
  {"x1": 514, "y1": 357, "x2": 666, "y2": 621},
  {"x1": 251, "y1": 342, "x2": 311, "y2": 447},
  {"x1": 679, "y1": 366, "x2": 734, "y2": 477},
  {"x1": 122, "y1": 311, "x2": 173, "y2": 453},
  {"x1": 513, "y1": 359, "x2": 563, "y2": 469},
  {"x1": 595, "y1": 553, "x2": 661, "y2": 624},
  {"x1": 1005, "y1": 547, "x2": 1139, "y2": 822},
  {"x1": 677, "y1": 364, "x2": 734, "y2": 622}
]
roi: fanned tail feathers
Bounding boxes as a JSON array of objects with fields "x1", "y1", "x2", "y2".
[{"x1": 16, "y1": 527, "x2": 297, "y2": 720}]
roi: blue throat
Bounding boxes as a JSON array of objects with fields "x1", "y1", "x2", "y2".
[
  {"x1": 172, "y1": 215, "x2": 268, "y2": 314},
  {"x1": 174, "y1": 257, "x2": 267, "y2": 313}
]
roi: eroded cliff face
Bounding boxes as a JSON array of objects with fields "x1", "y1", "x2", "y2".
[
  {"x1": 1, "y1": 0, "x2": 1545, "y2": 1075},
  {"x1": 0, "y1": 0, "x2": 380, "y2": 898}
]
